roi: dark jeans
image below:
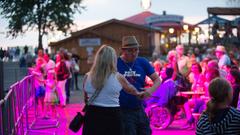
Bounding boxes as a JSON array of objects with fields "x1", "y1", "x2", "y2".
[
  {"x1": 74, "y1": 73, "x2": 79, "y2": 90},
  {"x1": 193, "y1": 99, "x2": 206, "y2": 113},
  {"x1": 121, "y1": 107, "x2": 151, "y2": 135},
  {"x1": 83, "y1": 105, "x2": 123, "y2": 135},
  {"x1": 65, "y1": 78, "x2": 72, "y2": 103}
]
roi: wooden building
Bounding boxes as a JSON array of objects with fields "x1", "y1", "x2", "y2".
[{"x1": 49, "y1": 19, "x2": 161, "y2": 74}]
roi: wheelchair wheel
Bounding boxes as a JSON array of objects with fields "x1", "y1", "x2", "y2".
[{"x1": 147, "y1": 105, "x2": 173, "y2": 130}]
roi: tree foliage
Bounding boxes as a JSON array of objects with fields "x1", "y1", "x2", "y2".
[{"x1": 0, "y1": 0, "x2": 85, "y2": 49}]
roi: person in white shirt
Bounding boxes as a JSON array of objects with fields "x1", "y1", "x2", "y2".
[
  {"x1": 176, "y1": 44, "x2": 190, "y2": 77},
  {"x1": 44, "y1": 53, "x2": 55, "y2": 73},
  {"x1": 215, "y1": 45, "x2": 231, "y2": 69}
]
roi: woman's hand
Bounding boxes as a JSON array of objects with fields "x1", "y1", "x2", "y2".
[{"x1": 137, "y1": 88, "x2": 152, "y2": 99}]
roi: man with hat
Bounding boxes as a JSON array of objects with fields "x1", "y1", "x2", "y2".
[
  {"x1": 117, "y1": 36, "x2": 161, "y2": 135},
  {"x1": 215, "y1": 45, "x2": 231, "y2": 69}
]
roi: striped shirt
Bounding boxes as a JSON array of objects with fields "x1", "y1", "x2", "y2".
[{"x1": 196, "y1": 107, "x2": 240, "y2": 135}]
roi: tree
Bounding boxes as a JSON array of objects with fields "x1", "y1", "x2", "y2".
[{"x1": 0, "y1": 0, "x2": 85, "y2": 49}]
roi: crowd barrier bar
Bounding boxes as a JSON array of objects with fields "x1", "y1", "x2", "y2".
[{"x1": 0, "y1": 75, "x2": 58, "y2": 135}]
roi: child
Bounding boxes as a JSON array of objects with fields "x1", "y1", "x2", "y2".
[
  {"x1": 44, "y1": 70, "x2": 59, "y2": 119},
  {"x1": 31, "y1": 58, "x2": 46, "y2": 117}
]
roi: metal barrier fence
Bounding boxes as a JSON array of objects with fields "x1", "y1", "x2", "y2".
[
  {"x1": 0, "y1": 73, "x2": 60, "y2": 135},
  {"x1": 0, "y1": 75, "x2": 35, "y2": 135}
]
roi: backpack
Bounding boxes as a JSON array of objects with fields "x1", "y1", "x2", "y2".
[
  {"x1": 63, "y1": 62, "x2": 70, "y2": 79},
  {"x1": 57, "y1": 61, "x2": 70, "y2": 80}
]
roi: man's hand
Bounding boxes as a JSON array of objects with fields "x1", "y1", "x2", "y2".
[{"x1": 137, "y1": 88, "x2": 152, "y2": 99}]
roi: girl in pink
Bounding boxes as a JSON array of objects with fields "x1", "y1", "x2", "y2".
[{"x1": 44, "y1": 70, "x2": 59, "y2": 119}]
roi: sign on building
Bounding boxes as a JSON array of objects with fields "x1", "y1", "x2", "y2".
[
  {"x1": 145, "y1": 15, "x2": 183, "y2": 24},
  {"x1": 79, "y1": 38, "x2": 101, "y2": 47}
]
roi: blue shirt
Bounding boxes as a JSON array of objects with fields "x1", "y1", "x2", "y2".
[
  {"x1": 117, "y1": 57, "x2": 154, "y2": 109},
  {"x1": 218, "y1": 54, "x2": 231, "y2": 68},
  {"x1": 150, "y1": 79, "x2": 177, "y2": 107}
]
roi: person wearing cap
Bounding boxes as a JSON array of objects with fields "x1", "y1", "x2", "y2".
[
  {"x1": 117, "y1": 36, "x2": 161, "y2": 135},
  {"x1": 215, "y1": 45, "x2": 231, "y2": 69}
]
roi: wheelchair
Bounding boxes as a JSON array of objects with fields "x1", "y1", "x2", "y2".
[{"x1": 145, "y1": 97, "x2": 179, "y2": 130}]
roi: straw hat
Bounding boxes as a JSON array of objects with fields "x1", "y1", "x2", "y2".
[
  {"x1": 215, "y1": 45, "x2": 226, "y2": 53},
  {"x1": 122, "y1": 36, "x2": 141, "y2": 49}
]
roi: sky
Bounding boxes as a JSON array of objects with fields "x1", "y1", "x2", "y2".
[{"x1": 0, "y1": 0, "x2": 234, "y2": 49}]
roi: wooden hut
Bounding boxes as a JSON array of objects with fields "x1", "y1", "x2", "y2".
[{"x1": 49, "y1": 19, "x2": 161, "y2": 74}]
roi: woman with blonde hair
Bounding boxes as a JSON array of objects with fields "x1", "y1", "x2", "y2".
[
  {"x1": 196, "y1": 78, "x2": 240, "y2": 135},
  {"x1": 82, "y1": 45, "x2": 142, "y2": 135}
]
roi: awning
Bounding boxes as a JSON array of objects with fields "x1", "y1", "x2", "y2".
[
  {"x1": 196, "y1": 16, "x2": 230, "y2": 25},
  {"x1": 231, "y1": 17, "x2": 240, "y2": 27},
  {"x1": 152, "y1": 22, "x2": 194, "y2": 30}
]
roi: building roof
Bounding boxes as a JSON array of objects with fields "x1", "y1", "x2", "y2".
[
  {"x1": 124, "y1": 11, "x2": 158, "y2": 25},
  {"x1": 208, "y1": 7, "x2": 240, "y2": 15},
  {"x1": 49, "y1": 19, "x2": 160, "y2": 46},
  {"x1": 71, "y1": 18, "x2": 160, "y2": 37},
  {"x1": 124, "y1": 11, "x2": 195, "y2": 30},
  {"x1": 49, "y1": 30, "x2": 121, "y2": 46}
]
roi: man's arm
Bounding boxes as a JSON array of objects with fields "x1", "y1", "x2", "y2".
[
  {"x1": 117, "y1": 73, "x2": 140, "y2": 96},
  {"x1": 144, "y1": 72, "x2": 161, "y2": 98}
]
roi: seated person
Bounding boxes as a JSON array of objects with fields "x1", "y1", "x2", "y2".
[
  {"x1": 188, "y1": 62, "x2": 205, "y2": 92},
  {"x1": 226, "y1": 69, "x2": 240, "y2": 108},
  {"x1": 192, "y1": 68, "x2": 220, "y2": 113},
  {"x1": 147, "y1": 66, "x2": 195, "y2": 129},
  {"x1": 197, "y1": 78, "x2": 240, "y2": 134},
  {"x1": 148, "y1": 67, "x2": 177, "y2": 108}
]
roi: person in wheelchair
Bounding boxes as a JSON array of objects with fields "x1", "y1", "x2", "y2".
[
  {"x1": 147, "y1": 66, "x2": 195, "y2": 129},
  {"x1": 147, "y1": 67, "x2": 176, "y2": 106}
]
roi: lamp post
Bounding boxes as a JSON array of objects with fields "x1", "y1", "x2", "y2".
[
  {"x1": 194, "y1": 27, "x2": 200, "y2": 45},
  {"x1": 183, "y1": 24, "x2": 192, "y2": 45},
  {"x1": 168, "y1": 28, "x2": 174, "y2": 48},
  {"x1": 169, "y1": 28, "x2": 174, "y2": 34},
  {"x1": 183, "y1": 25, "x2": 189, "y2": 31},
  {"x1": 149, "y1": 23, "x2": 155, "y2": 56}
]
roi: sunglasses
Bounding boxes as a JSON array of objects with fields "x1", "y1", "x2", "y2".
[{"x1": 122, "y1": 48, "x2": 139, "y2": 53}]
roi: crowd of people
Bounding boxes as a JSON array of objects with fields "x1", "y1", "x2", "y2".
[
  {"x1": 80, "y1": 34, "x2": 240, "y2": 135},
  {"x1": 29, "y1": 48, "x2": 80, "y2": 119},
  {"x1": 146, "y1": 43, "x2": 240, "y2": 133},
  {"x1": 14, "y1": 34, "x2": 240, "y2": 134}
]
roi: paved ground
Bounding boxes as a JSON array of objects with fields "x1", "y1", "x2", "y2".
[{"x1": 27, "y1": 76, "x2": 195, "y2": 135}]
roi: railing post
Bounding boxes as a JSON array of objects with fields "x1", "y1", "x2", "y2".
[
  {"x1": 0, "y1": 61, "x2": 4, "y2": 100},
  {"x1": 0, "y1": 100, "x2": 4, "y2": 135},
  {"x1": 2, "y1": 94, "x2": 9, "y2": 135}
]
